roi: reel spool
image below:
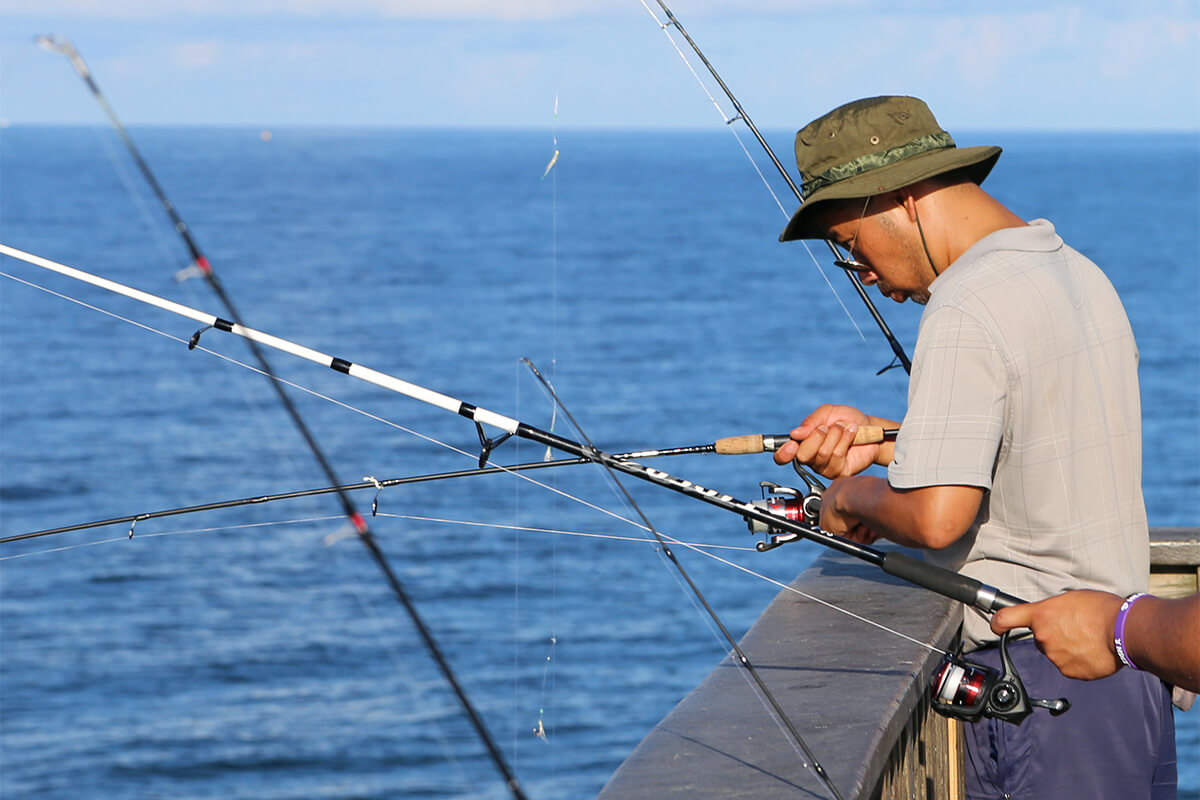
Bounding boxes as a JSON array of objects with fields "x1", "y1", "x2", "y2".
[
  {"x1": 747, "y1": 481, "x2": 822, "y2": 551},
  {"x1": 932, "y1": 631, "x2": 1071, "y2": 725},
  {"x1": 748, "y1": 459, "x2": 829, "y2": 552}
]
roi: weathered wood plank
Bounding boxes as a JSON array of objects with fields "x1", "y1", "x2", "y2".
[
  {"x1": 597, "y1": 543, "x2": 962, "y2": 799},
  {"x1": 598, "y1": 528, "x2": 1198, "y2": 799}
]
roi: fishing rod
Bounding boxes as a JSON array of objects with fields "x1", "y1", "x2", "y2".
[
  {"x1": 0, "y1": 243, "x2": 1017, "y2": 617},
  {"x1": 522, "y1": 359, "x2": 843, "y2": 800},
  {"x1": 0, "y1": 428, "x2": 902, "y2": 545},
  {"x1": 641, "y1": 1, "x2": 912, "y2": 375},
  {"x1": 32, "y1": 38, "x2": 528, "y2": 800},
  {"x1": 4, "y1": 245, "x2": 1070, "y2": 736},
  {"x1": 635, "y1": 1, "x2": 1072, "y2": 734},
  {"x1": 0, "y1": 438, "x2": 796, "y2": 545}
]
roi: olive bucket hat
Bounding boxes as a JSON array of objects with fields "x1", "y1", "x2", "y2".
[{"x1": 779, "y1": 96, "x2": 1001, "y2": 241}]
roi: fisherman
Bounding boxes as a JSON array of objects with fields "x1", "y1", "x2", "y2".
[{"x1": 773, "y1": 96, "x2": 1176, "y2": 799}]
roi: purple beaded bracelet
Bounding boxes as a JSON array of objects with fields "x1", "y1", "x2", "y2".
[{"x1": 1114, "y1": 592, "x2": 1150, "y2": 670}]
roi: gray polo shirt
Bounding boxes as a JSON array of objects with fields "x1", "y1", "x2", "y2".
[{"x1": 889, "y1": 219, "x2": 1148, "y2": 650}]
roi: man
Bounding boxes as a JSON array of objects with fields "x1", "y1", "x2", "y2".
[{"x1": 774, "y1": 96, "x2": 1176, "y2": 798}]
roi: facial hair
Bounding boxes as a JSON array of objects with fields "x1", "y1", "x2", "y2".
[{"x1": 876, "y1": 223, "x2": 933, "y2": 305}]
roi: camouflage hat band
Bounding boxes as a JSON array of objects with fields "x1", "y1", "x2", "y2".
[{"x1": 800, "y1": 131, "x2": 956, "y2": 201}]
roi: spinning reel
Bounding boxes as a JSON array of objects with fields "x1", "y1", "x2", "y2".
[
  {"x1": 746, "y1": 461, "x2": 827, "y2": 552},
  {"x1": 743, "y1": 456, "x2": 1071, "y2": 727},
  {"x1": 932, "y1": 631, "x2": 1070, "y2": 724}
]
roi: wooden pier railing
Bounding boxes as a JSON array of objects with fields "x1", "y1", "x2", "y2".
[{"x1": 597, "y1": 528, "x2": 1198, "y2": 800}]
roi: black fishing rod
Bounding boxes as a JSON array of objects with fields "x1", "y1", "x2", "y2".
[
  {"x1": 522, "y1": 359, "x2": 844, "y2": 800},
  {"x1": 32, "y1": 38, "x2": 528, "y2": 800},
  {"x1": 0, "y1": 439, "x2": 772, "y2": 545},
  {"x1": 0, "y1": 429, "x2": 900, "y2": 545},
  {"x1": 643, "y1": 1, "x2": 912, "y2": 375},
  {"x1": 4, "y1": 245, "x2": 1068, "y2": 783},
  {"x1": 1, "y1": 243, "x2": 1017, "y2": 618}
]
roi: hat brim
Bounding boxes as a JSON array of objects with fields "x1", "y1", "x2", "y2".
[{"x1": 779, "y1": 144, "x2": 1002, "y2": 242}]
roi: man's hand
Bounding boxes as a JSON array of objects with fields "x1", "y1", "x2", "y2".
[
  {"x1": 818, "y1": 476, "x2": 881, "y2": 544},
  {"x1": 773, "y1": 404, "x2": 882, "y2": 479},
  {"x1": 990, "y1": 590, "x2": 1124, "y2": 680}
]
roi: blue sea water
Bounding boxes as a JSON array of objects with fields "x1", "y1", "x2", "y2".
[{"x1": 0, "y1": 126, "x2": 1196, "y2": 799}]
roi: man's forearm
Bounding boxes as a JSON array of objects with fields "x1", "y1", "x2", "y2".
[
  {"x1": 826, "y1": 475, "x2": 982, "y2": 549},
  {"x1": 1126, "y1": 594, "x2": 1200, "y2": 692}
]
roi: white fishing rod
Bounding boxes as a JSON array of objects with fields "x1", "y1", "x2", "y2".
[
  {"x1": 3, "y1": 244, "x2": 1072, "y2": 766},
  {"x1": 0, "y1": 242, "x2": 1021, "y2": 616},
  {"x1": 1, "y1": 238, "x2": 531, "y2": 800},
  {"x1": 3, "y1": 241, "x2": 851, "y2": 797}
]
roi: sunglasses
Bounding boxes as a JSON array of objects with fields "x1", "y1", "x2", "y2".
[
  {"x1": 832, "y1": 197, "x2": 874, "y2": 274},
  {"x1": 832, "y1": 256, "x2": 872, "y2": 274}
]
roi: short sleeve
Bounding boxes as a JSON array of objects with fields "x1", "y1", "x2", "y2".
[{"x1": 888, "y1": 303, "x2": 1007, "y2": 490}]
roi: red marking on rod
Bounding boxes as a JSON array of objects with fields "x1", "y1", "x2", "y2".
[
  {"x1": 351, "y1": 512, "x2": 369, "y2": 534},
  {"x1": 195, "y1": 256, "x2": 213, "y2": 276}
]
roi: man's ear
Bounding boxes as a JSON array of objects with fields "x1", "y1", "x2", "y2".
[{"x1": 898, "y1": 191, "x2": 919, "y2": 223}]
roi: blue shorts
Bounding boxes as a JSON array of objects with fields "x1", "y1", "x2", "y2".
[{"x1": 963, "y1": 637, "x2": 1177, "y2": 799}]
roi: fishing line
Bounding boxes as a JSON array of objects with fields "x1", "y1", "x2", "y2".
[
  {"x1": 0, "y1": 249, "x2": 1024, "y2": 618},
  {"x1": 74, "y1": 121, "x2": 323, "y2": 516},
  {"x1": 5, "y1": 248, "x2": 1015, "y2": 789},
  {"x1": 84, "y1": 124, "x2": 186, "y2": 273},
  {"x1": 0, "y1": 264, "x2": 761, "y2": 565},
  {"x1": 35, "y1": 39, "x2": 320, "y2": 506},
  {"x1": 522, "y1": 100, "x2": 564, "y2": 765},
  {"x1": 377, "y1": 513, "x2": 755, "y2": 552},
  {"x1": 392, "y1": 507, "x2": 942, "y2": 655},
  {"x1": 2, "y1": 504, "x2": 938, "y2": 660},
  {"x1": 537, "y1": 99, "x2": 562, "y2": 762},
  {"x1": 0, "y1": 268, "x2": 656, "y2": 539},
  {"x1": 635, "y1": 0, "x2": 868, "y2": 348},
  {"x1": 675, "y1": 537, "x2": 948, "y2": 656},
  {"x1": 0, "y1": 515, "x2": 343, "y2": 561},
  {"x1": 521, "y1": 359, "x2": 844, "y2": 800},
  {"x1": 23, "y1": 34, "x2": 531, "y2": 791},
  {"x1": 539, "y1": 94, "x2": 561, "y2": 463},
  {"x1": 637, "y1": 0, "x2": 912, "y2": 377}
]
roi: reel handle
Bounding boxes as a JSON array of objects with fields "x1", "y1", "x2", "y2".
[{"x1": 1032, "y1": 697, "x2": 1071, "y2": 716}]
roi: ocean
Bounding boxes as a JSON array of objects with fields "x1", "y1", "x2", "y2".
[{"x1": 1, "y1": 126, "x2": 1197, "y2": 798}]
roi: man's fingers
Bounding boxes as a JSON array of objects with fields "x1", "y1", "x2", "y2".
[
  {"x1": 791, "y1": 428, "x2": 828, "y2": 465},
  {"x1": 815, "y1": 422, "x2": 856, "y2": 465},
  {"x1": 990, "y1": 603, "x2": 1034, "y2": 634}
]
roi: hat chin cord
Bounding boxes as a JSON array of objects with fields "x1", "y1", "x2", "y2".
[{"x1": 913, "y1": 205, "x2": 941, "y2": 277}]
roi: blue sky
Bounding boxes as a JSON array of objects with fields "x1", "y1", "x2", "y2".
[{"x1": 1, "y1": 1, "x2": 1197, "y2": 131}]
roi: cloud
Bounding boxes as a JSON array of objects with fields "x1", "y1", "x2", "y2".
[
  {"x1": 3, "y1": 0, "x2": 1195, "y2": 129},
  {"x1": 172, "y1": 40, "x2": 222, "y2": 69},
  {"x1": 1099, "y1": 16, "x2": 1200, "y2": 80},
  {"x1": 3, "y1": 0, "x2": 626, "y2": 20},
  {"x1": 0, "y1": 0, "x2": 950, "y2": 22}
]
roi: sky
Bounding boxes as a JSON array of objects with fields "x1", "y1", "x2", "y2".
[{"x1": 0, "y1": 0, "x2": 1197, "y2": 131}]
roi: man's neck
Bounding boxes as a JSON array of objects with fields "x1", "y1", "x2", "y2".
[{"x1": 937, "y1": 183, "x2": 1028, "y2": 267}]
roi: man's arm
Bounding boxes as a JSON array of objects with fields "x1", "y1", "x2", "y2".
[
  {"x1": 819, "y1": 476, "x2": 984, "y2": 548},
  {"x1": 773, "y1": 405, "x2": 982, "y2": 548}
]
